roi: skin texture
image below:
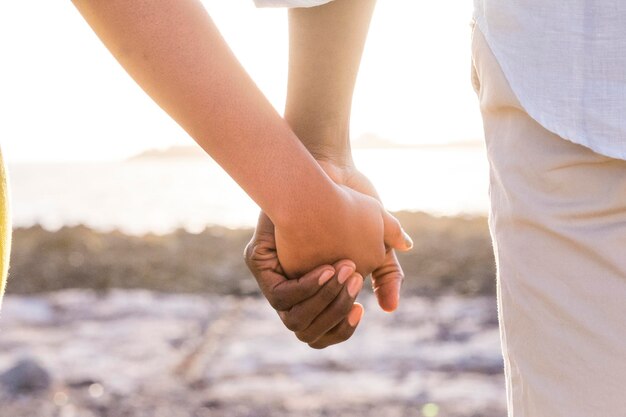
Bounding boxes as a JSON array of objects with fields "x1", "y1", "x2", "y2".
[
  {"x1": 71, "y1": 0, "x2": 337, "y2": 226},
  {"x1": 274, "y1": 185, "x2": 407, "y2": 279},
  {"x1": 285, "y1": 0, "x2": 376, "y2": 167},
  {"x1": 70, "y1": 0, "x2": 411, "y2": 320},
  {"x1": 317, "y1": 162, "x2": 407, "y2": 313},
  {"x1": 245, "y1": 213, "x2": 364, "y2": 349},
  {"x1": 246, "y1": 0, "x2": 410, "y2": 348},
  {"x1": 248, "y1": 164, "x2": 408, "y2": 347}
]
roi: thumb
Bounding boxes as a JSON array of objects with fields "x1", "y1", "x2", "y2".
[
  {"x1": 254, "y1": 211, "x2": 275, "y2": 238},
  {"x1": 382, "y1": 210, "x2": 413, "y2": 252},
  {"x1": 371, "y1": 250, "x2": 404, "y2": 312}
]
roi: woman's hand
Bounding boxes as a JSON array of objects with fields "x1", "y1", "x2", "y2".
[
  {"x1": 246, "y1": 164, "x2": 411, "y2": 348},
  {"x1": 316, "y1": 161, "x2": 410, "y2": 312},
  {"x1": 273, "y1": 171, "x2": 412, "y2": 294}
]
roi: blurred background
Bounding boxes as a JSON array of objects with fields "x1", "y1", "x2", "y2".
[{"x1": 0, "y1": 1, "x2": 504, "y2": 416}]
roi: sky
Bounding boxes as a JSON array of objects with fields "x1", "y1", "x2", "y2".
[{"x1": 0, "y1": 1, "x2": 483, "y2": 163}]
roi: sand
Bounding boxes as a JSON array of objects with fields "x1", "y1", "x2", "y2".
[
  {"x1": 0, "y1": 212, "x2": 504, "y2": 416},
  {"x1": 0, "y1": 290, "x2": 505, "y2": 417}
]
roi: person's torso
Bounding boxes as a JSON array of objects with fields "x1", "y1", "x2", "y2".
[{"x1": 475, "y1": 0, "x2": 626, "y2": 159}]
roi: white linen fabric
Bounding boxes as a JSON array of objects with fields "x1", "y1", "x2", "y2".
[
  {"x1": 475, "y1": 0, "x2": 626, "y2": 160},
  {"x1": 258, "y1": 0, "x2": 626, "y2": 160}
]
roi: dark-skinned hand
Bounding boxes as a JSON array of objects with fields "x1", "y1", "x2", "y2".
[{"x1": 245, "y1": 212, "x2": 365, "y2": 349}]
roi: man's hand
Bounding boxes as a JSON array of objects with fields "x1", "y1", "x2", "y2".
[
  {"x1": 245, "y1": 212, "x2": 365, "y2": 349},
  {"x1": 318, "y1": 160, "x2": 408, "y2": 312}
]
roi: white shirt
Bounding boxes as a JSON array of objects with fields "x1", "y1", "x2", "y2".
[
  {"x1": 258, "y1": 0, "x2": 626, "y2": 160},
  {"x1": 474, "y1": 0, "x2": 626, "y2": 160}
]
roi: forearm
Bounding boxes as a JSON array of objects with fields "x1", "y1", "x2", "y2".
[
  {"x1": 71, "y1": 0, "x2": 338, "y2": 227},
  {"x1": 285, "y1": 0, "x2": 376, "y2": 166}
]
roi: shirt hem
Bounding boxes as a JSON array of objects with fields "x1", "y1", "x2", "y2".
[{"x1": 474, "y1": 17, "x2": 626, "y2": 162}]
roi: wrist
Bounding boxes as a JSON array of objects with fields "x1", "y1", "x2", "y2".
[
  {"x1": 285, "y1": 112, "x2": 354, "y2": 168},
  {"x1": 310, "y1": 145, "x2": 355, "y2": 169}
]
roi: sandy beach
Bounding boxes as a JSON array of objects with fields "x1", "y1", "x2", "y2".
[
  {"x1": 0, "y1": 212, "x2": 504, "y2": 417},
  {"x1": 1, "y1": 291, "x2": 504, "y2": 417}
]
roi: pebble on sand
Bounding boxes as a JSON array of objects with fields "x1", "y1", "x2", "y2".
[{"x1": 0, "y1": 358, "x2": 52, "y2": 394}]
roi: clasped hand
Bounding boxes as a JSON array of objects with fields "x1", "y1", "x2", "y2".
[{"x1": 245, "y1": 162, "x2": 412, "y2": 348}]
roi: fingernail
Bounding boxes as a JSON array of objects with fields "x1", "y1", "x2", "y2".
[
  {"x1": 347, "y1": 275, "x2": 363, "y2": 298},
  {"x1": 402, "y1": 230, "x2": 413, "y2": 249},
  {"x1": 337, "y1": 265, "x2": 354, "y2": 284},
  {"x1": 318, "y1": 269, "x2": 334, "y2": 286},
  {"x1": 348, "y1": 305, "x2": 364, "y2": 327}
]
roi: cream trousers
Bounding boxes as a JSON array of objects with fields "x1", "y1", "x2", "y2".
[{"x1": 472, "y1": 26, "x2": 626, "y2": 416}]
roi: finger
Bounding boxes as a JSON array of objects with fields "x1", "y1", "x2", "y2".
[
  {"x1": 244, "y1": 211, "x2": 279, "y2": 274},
  {"x1": 263, "y1": 264, "x2": 335, "y2": 311},
  {"x1": 371, "y1": 249, "x2": 404, "y2": 312},
  {"x1": 308, "y1": 303, "x2": 364, "y2": 349},
  {"x1": 294, "y1": 272, "x2": 363, "y2": 344},
  {"x1": 279, "y1": 262, "x2": 355, "y2": 333},
  {"x1": 382, "y1": 210, "x2": 413, "y2": 252},
  {"x1": 253, "y1": 211, "x2": 274, "y2": 238},
  {"x1": 246, "y1": 210, "x2": 330, "y2": 310}
]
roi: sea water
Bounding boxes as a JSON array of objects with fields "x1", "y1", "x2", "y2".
[{"x1": 9, "y1": 147, "x2": 489, "y2": 234}]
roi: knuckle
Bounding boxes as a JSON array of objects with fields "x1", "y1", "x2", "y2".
[
  {"x1": 332, "y1": 324, "x2": 356, "y2": 344},
  {"x1": 308, "y1": 341, "x2": 328, "y2": 350},
  {"x1": 336, "y1": 297, "x2": 354, "y2": 317},
  {"x1": 283, "y1": 318, "x2": 298, "y2": 332},
  {"x1": 318, "y1": 282, "x2": 340, "y2": 303},
  {"x1": 325, "y1": 293, "x2": 354, "y2": 320},
  {"x1": 373, "y1": 266, "x2": 404, "y2": 288},
  {"x1": 295, "y1": 330, "x2": 316, "y2": 344},
  {"x1": 282, "y1": 315, "x2": 306, "y2": 333},
  {"x1": 269, "y1": 295, "x2": 289, "y2": 312},
  {"x1": 243, "y1": 241, "x2": 255, "y2": 268},
  {"x1": 246, "y1": 236, "x2": 277, "y2": 264}
]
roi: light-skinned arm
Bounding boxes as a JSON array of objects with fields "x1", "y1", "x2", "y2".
[{"x1": 71, "y1": 0, "x2": 410, "y2": 279}]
